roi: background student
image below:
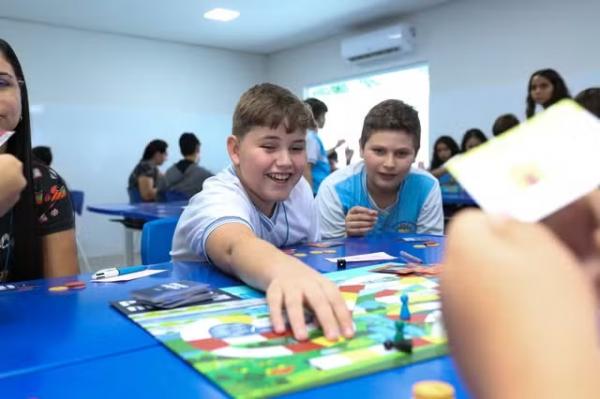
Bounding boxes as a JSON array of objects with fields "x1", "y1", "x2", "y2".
[
  {"x1": 526, "y1": 68, "x2": 571, "y2": 118},
  {"x1": 171, "y1": 83, "x2": 354, "y2": 341},
  {"x1": 159, "y1": 132, "x2": 213, "y2": 200},
  {"x1": 316, "y1": 99, "x2": 443, "y2": 238},
  {"x1": 441, "y1": 191, "x2": 600, "y2": 398},
  {"x1": 460, "y1": 128, "x2": 487, "y2": 153},
  {"x1": 0, "y1": 39, "x2": 78, "y2": 282},
  {"x1": 491, "y1": 113, "x2": 520, "y2": 136},
  {"x1": 429, "y1": 135, "x2": 460, "y2": 178},
  {"x1": 32, "y1": 145, "x2": 53, "y2": 166},
  {"x1": 127, "y1": 139, "x2": 168, "y2": 202},
  {"x1": 575, "y1": 87, "x2": 600, "y2": 118}
]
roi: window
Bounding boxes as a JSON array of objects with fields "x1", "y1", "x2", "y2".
[{"x1": 304, "y1": 64, "x2": 430, "y2": 167}]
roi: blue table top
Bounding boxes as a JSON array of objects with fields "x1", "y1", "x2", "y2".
[
  {"x1": 0, "y1": 233, "x2": 470, "y2": 397},
  {"x1": 86, "y1": 201, "x2": 187, "y2": 221}
]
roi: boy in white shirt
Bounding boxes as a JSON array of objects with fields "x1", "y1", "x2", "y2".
[{"x1": 172, "y1": 83, "x2": 354, "y2": 341}]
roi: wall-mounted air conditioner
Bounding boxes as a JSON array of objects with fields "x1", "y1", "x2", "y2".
[{"x1": 341, "y1": 23, "x2": 416, "y2": 64}]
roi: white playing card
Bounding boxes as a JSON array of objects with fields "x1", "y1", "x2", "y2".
[
  {"x1": 446, "y1": 100, "x2": 600, "y2": 222},
  {"x1": 0, "y1": 131, "x2": 15, "y2": 148}
]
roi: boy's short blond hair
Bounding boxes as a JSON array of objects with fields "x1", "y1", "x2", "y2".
[
  {"x1": 359, "y1": 99, "x2": 421, "y2": 152},
  {"x1": 232, "y1": 83, "x2": 315, "y2": 138}
]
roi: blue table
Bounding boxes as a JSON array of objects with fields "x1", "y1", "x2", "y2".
[
  {"x1": 87, "y1": 201, "x2": 187, "y2": 264},
  {"x1": 0, "y1": 234, "x2": 471, "y2": 398}
]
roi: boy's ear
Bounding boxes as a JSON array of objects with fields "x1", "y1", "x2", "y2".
[{"x1": 227, "y1": 135, "x2": 241, "y2": 166}]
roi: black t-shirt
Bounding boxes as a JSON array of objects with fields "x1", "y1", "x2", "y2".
[
  {"x1": 128, "y1": 160, "x2": 159, "y2": 189},
  {"x1": 0, "y1": 162, "x2": 75, "y2": 282}
]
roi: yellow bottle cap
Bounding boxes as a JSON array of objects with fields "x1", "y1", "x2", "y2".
[{"x1": 412, "y1": 380, "x2": 455, "y2": 399}]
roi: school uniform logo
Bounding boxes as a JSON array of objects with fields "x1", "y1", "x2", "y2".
[{"x1": 396, "y1": 222, "x2": 416, "y2": 233}]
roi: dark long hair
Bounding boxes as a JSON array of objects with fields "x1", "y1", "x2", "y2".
[
  {"x1": 526, "y1": 68, "x2": 571, "y2": 118},
  {"x1": 430, "y1": 135, "x2": 459, "y2": 170},
  {"x1": 0, "y1": 39, "x2": 42, "y2": 281}
]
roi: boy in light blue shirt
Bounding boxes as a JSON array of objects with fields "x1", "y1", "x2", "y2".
[{"x1": 316, "y1": 99, "x2": 443, "y2": 238}]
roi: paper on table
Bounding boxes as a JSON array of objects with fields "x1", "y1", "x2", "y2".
[
  {"x1": 91, "y1": 269, "x2": 167, "y2": 282},
  {"x1": 446, "y1": 100, "x2": 600, "y2": 222},
  {"x1": 325, "y1": 252, "x2": 396, "y2": 263}
]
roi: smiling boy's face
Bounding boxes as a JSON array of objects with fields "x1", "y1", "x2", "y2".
[{"x1": 228, "y1": 123, "x2": 307, "y2": 216}]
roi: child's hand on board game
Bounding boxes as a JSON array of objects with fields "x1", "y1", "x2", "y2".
[
  {"x1": 345, "y1": 206, "x2": 377, "y2": 236},
  {"x1": 266, "y1": 259, "x2": 354, "y2": 341}
]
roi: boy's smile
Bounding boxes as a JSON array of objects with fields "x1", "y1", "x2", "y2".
[
  {"x1": 361, "y1": 130, "x2": 417, "y2": 206},
  {"x1": 228, "y1": 124, "x2": 307, "y2": 216}
]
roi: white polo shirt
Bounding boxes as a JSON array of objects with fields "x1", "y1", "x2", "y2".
[{"x1": 171, "y1": 165, "x2": 320, "y2": 262}]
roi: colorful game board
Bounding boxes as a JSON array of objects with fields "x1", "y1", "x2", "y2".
[{"x1": 116, "y1": 264, "x2": 447, "y2": 398}]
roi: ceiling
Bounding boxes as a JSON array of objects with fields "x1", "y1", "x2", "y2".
[{"x1": 0, "y1": 0, "x2": 450, "y2": 54}]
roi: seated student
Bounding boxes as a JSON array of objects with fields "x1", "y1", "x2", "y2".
[
  {"x1": 171, "y1": 83, "x2": 354, "y2": 341},
  {"x1": 429, "y1": 135, "x2": 460, "y2": 180},
  {"x1": 0, "y1": 39, "x2": 78, "y2": 282},
  {"x1": 127, "y1": 139, "x2": 168, "y2": 202},
  {"x1": 526, "y1": 68, "x2": 571, "y2": 119},
  {"x1": 316, "y1": 99, "x2": 443, "y2": 238},
  {"x1": 442, "y1": 191, "x2": 600, "y2": 398},
  {"x1": 32, "y1": 145, "x2": 53, "y2": 166},
  {"x1": 460, "y1": 128, "x2": 488, "y2": 152},
  {"x1": 492, "y1": 113, "x2": 520, "y2": 136},
  {"x1": 159, "y1": 132, "x2": 213, "y2": 200},
  {"x1": 575, "y1": 87, "x2": 600, "y2": 118}
]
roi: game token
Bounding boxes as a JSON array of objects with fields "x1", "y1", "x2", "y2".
[
  {"x1": 65, "y1": 281, "x2": 86, "y2": 288},
  {"x1": 309, "y1": 250, "x2": 324, "y2": 255},
  {"x1": 412, "y1": 380, "x2": 455, "y2": 399},
  {"x1": 424, "y1": 241, "x2": 440, "y2": 247},
  {"x1": 400, "y1": 294, "x2": 411, "y2": 321},
  {"x1": 413, "y1": 244, "x2": 427, "y2": 249},
  {"x1": 293, "y1": 253, "x2": 307, "y2": 258},
  {"x1": 336, "y1": 258, "x2": 347, "y2": 270},
  {"x1": 48, "y1": 286, "x2": 68, "y2": 292}
]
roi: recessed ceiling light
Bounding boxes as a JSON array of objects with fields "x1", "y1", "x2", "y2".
[{"x1": 203, "y1": 8, "x2": 240, "y2": 22}]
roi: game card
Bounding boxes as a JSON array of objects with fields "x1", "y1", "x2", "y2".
[{"x1": 446, "y1": 100, "x2": 600, "y2": 222}]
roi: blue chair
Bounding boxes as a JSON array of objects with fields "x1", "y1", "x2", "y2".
[
  {"x1": 127, "y1": 187, "x2": 143, "y2": 204},
  {"x1": 141, "y1": 217, "x2": 179, "y2": 265}
]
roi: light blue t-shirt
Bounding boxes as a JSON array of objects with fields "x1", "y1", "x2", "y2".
[
  {"x1": 316, "y1": 161, "x2": 444, "y2": 238},
  {"x1": 306, "y1": 130, "x2": 331, "y2": 194}
]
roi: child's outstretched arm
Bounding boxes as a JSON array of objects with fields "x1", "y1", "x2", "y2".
[
  {"x1": 206, "y1": 223, "x2": 354, "y2": 341},
  {"x1": 441, "y1": 209, "x2": 600, "y2": 399}
]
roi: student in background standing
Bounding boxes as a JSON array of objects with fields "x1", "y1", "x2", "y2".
[{"x1": 460, "y1": 128, "x2": 487, "y2": 153}]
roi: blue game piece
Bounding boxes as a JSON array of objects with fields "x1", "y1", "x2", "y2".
[{"x1": 400, "y1": 294, "x2": 411, "y2": 321}]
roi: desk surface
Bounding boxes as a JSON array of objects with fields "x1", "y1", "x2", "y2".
[
  {"x1": 0, "y1": 234, "x2": 470, "y2": 397},
  {"x1": 87, "y1": 201, "x2": 187, "y2": 221}
]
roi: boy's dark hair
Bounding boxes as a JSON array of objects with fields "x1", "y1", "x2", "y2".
[
  {"x1": 142, "y1": 139, "x2": 168, "y2": 160},
  {"x1": 492, "y1": 114, "x2": 520, "y2": 136},
  {"x1": 32, "y1": 146, "x2": 53, "y2": 166},
  {"x1": 304, "y1": 98, "x2": 328, "y2": 121},
  {"x1": 575, "y1": 88, "x2": 600, "y2": 118},
  {"x1": 179, "y1": 132, "x2": 200, "y2": 156},
  {"x1": 359, "y1": 99, "x2": 421, "y2": 151},
  {"x1": 526, "y1": 68, "x2": 571, "y2": 118},
  {"x1": 430, "y1": 135, "x2": 460, "y2": 170},
  {"x1": 460, "y1": 128, "x2": 488, "y2": 152},
  {"x1": 232, "y1": 83, "x2": 314, "y2": 138}
]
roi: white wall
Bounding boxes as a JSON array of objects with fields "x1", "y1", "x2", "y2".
[
  {"x1": 0, "y1": 19, "x2": 267, "y2": 260},
  {"x1": 267, "y1": 0, "x2": 600, "y2": 154}
]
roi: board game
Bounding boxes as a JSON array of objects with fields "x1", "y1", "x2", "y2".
[{"x1": 115, "y1": 264, "x2": 447, "y2": 398}]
